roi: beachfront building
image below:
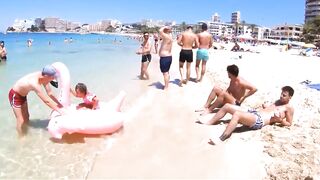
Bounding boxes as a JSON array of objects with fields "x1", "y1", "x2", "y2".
[
  {"x1": 231, "y1": 11, "x2": 241, "y2": 24},
  {"x1": 269, "y1": 24, "x2": 303, "y2": 40},
  {"x1": 12, "y1": 19, "x2": 34, "y2": 32},
  {"x1": 211, "y1": 13, "x2": 221, "y2": 22},
  {"x1": 34, "y1": 18, "x2": 42, "y2": 28},
  {"x1": 199, "y1": 21, "x2": 233, "y2": 37},
  {"x1": 305, "y1": 0, "x2": 320, "y2": 23},
  {"x1": 43, "y1": 17, "x2": 80, "y2": 32}
]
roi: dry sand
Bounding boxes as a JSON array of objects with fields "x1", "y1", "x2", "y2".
[{"x1": 88, "y1": 43, "x2": 320, "y2": 179}]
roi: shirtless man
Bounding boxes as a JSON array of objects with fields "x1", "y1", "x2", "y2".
[
  {"x1": 201, "y1": 86, "x2": 294, "y2": 144},
  {"x1": 177, "y1": 26, "x2": 199, "y2": 86},
  {"x1": 195, "y1": 23, "x2": 212, "y2": 82},
  {"x1": 136, "y1": 32, "x2": 152, "y2": 80},
  {"x1": 197, "y1": 64, "x2": 257, "y2": 115},
  {"x1": 0, "y1": 41, "x2": 7, "y2": 61},
  {"x1": 8, "y1": 65, "x2": 66, "y2": 137},
  {"x1": 159, "y1": 26, "x2": 173, "y2": 90}
]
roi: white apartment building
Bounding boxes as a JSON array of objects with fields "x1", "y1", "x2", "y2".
[
  {"x1": 200, "y1": 21, "x2": 233, "y2": 37},
  {"x1": 211, "y1": 13, "x2": 221, "y2": 22},
  {"x1": 269, "y1": 24, "x2": 303, "y2": 40},
  {"x1": 305, "y1": 0, "x2": 320, "y2": 23},
  {"x1": 231, "y1": 11, "x2": 241, "y2": 24},
  {"x1": 12, "y1": 19, "x2": 34, "y2": 32}
]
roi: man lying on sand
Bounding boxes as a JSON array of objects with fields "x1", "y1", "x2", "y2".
[
  {"x1": 196, "y1": 64, "x2": 257, "y2": 115},
  {"x1": 198, "y1": 86, "x2": 294, "y2": 145}
]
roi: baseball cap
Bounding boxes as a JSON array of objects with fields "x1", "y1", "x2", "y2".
[{"x1": 42, "y1": 65, "x2": 57, "y2": 77}]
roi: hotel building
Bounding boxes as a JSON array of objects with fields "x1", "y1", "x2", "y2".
[{"x1": 305, "y1": 0, "x2": 320, "y2": 23}]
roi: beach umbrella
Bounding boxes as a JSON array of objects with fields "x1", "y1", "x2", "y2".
[{"x1": 303, "y1": 43, "x2": 316, "y2": 48}]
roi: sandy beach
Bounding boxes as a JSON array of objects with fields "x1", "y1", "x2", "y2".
[{"x1": 87, "y1": 43, "x2": 320, "y2": 179}]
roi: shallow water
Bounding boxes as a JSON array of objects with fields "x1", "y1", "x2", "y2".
[{"x1": 0, "y1": 32, "x2": 147, "y2": 178}]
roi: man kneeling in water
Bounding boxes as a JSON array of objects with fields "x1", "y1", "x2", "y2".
[{"x1": 199, "y1": 86, "x2": 294, "y2": 145}]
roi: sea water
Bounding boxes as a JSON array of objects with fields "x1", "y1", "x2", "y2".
[{"x1": 0, "y1": 32, "x2": 148, "y2": 178}]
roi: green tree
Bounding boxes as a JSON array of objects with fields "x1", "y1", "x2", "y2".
[
  {"x1": 105, "y1": 26, "x2": 116, "y2": 32},
  {"x1": 180, "y1": 21, "x2": 187, "y2": 31},
  {"x1": 303, "y1": 16, "x2": 320, "y2": 43},
  {"x1": 6, "y1": 27, "x2": 15, "y2": 32}
]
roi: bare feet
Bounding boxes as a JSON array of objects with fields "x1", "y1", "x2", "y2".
[
  {"x1": 200, "y1": 108, "x2": 211, "y2": 116},
  {"x1": 195, "y1": 107, "x2": 205, "y2": 112},
  {"x1": 208, "y1": 137, "x2": 223, "y2": 145},
  {"x1": 179, "y1": 79, "x2": 187, "y2": 87}
]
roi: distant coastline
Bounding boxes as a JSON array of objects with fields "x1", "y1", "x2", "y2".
[{"x1": 1, "y1": 31, "x2": 141, "y2": 37}]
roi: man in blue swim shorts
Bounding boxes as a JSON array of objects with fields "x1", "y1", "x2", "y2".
[
  {"x1": 195, "y1": 23, "x2": 212, "y2": 82},
  {"x1": 159, "y1": 26, "x2": 173, "y2": 90}
]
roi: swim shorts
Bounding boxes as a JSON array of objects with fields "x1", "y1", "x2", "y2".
[
  {"x1": 8, "y1": 89, "x2": 27, "y2": 108},
  {"x1": 196, "y1": 49, "x2": 209, "y2": 61},
  {"x1": 247, "y1": 109, "x2": 264, "y2": 130},
  {"x1": 179, "y1": 49, "x2": 193, "y2": 63},
  {"x1": 141, "y1": 54, "x2": 151, "y2": 63},
  {"x1": 160, "y1": 56, "x2": 172, "y2": 73}
]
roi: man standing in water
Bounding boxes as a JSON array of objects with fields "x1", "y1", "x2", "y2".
[
  {"x1": 177, "y1": 26, "x2": 198, "y2": 86},
  {"x1": 8, "y1": 65, "x2": 66, "y2": 137},
  {"x1": 158, "y1": 26, "x2": 173, "y2": 90},
  {"x1": 195, "y1": 23, "x2": 212, "y2": 82}
]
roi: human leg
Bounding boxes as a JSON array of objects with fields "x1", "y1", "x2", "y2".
[
  {"x1": 179, "y1": 61, "x2": 185, "y2": 86},
  {"x1": 199, "y1": 60, "x2": 207, "y2": 82},
  {"x1": 139, "y1": 62, "x2": 145, "y2": 79},
  {"x1": 203, "y1": 103, "x2": 242, "y2": 125},
  {"x1": 142, "y1": 61, "x2": 150, "y2": 80},
  {"x1": 12, "y1": 107, "x2": 25, "y2": 137},
  {"x1": 186, "y1": 62, "x2": 191, "y2": 84},
  {"x1": 195, "y1": 59, "x2": 201, "y2": 81},
  {"x1": 163, "y1": 72, "x2": 170, "y2": 90},
  {"x1": 219, "y1": 110, "x2": 256, "y2": 141},
  {"x1": 206, "y1": 90, "x2": 236, "y2": 113}
]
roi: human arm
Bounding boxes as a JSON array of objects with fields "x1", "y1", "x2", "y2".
[
  {"x1": 70, "y1": 87, "x2": 77, "y2": 97},
  {"x1": 280, "y1": 106, "x2": 294, "y2": 126},
  {"x1": 36, "y1": 85, "x2": 65, "y2": 114},
  {"x1": 44, "y1": 84, "x2": 63, "y2": 107},
  {"x1": 193, "y1": 35, "x2": 199, "y2": 49},
  {"x1": 238, "y1": 80, "x2": 258, "y2": 104},
  {"x1": 92, "y1": 96, "x2": 99, "y2": 110},
  {"x1": 177, "y1": 34, "x2": 183, "y2": 46},
  {"x1": 159, "y1": 26, "x2": 170, "y2": 40},
  {"x1": 209, "y1": 35, "x2": 213, "y2": 48}
]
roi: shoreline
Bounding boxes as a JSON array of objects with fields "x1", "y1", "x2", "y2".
[{"x1": 87, "y1": 43, "x2": 320, "y2": 179}]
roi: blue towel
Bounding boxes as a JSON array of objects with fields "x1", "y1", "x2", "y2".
[{"x1": 307, "y1": 84, "x2": 320, "y2": 91}]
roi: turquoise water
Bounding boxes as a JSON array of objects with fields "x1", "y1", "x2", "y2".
[{"x1": 0, "y1": 32, "x2": 146, "y2": 178}]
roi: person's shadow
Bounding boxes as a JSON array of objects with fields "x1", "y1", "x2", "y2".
[{"x1": 148, "y1": 81, "x2": 164, "y2": 90}]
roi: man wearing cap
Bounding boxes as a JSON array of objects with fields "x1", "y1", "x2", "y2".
[{"x1": 8, "y1": 64, "x2": 66, "y2": 137}]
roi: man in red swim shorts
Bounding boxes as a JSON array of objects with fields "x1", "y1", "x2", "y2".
[{"x1": 8, "y1": 64, "x2": 67, "y2": 137}]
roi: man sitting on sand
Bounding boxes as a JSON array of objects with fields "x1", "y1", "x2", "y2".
[
  {"x1": 196, "y1": 64, "x2": 257, "y2": 115},
  {"x1": 199, "y1": 86, "x2": 294, "y2": 145},
  {"x1": 9, "y1": 65, "x2": 67, "y2": 137}
]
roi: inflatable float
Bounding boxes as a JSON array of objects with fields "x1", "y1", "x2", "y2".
[{"x1": 47, "y1": 62, "x2": 125, "y2": 139}]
